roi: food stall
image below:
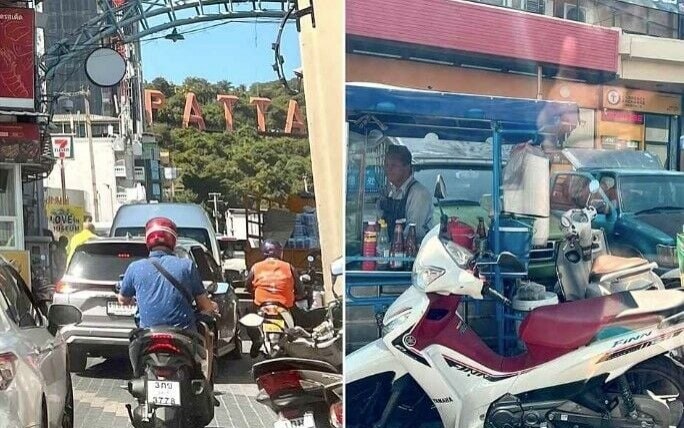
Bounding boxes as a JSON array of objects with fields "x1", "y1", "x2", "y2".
[{"x1": 345, "y1": 83, "x2": 579, "y2": 352}]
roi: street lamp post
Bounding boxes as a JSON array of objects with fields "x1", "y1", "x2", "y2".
[{"x1": 208, "y1": 192, "x2": 221, "y2": 233}]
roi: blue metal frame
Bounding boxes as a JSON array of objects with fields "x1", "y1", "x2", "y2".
[{"x1": 346, "y1": 84, "x2": 579, "y2": 352}]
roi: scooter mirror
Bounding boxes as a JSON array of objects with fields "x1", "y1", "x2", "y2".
[
  {"x1": 434, "y1": 174, "x2": 447, "y2": 200},
  {"x1": 589, "y1": 179, "x2": 600, "y2": 194},
  {"x1": 239, "y1": 313, "x2": 265, "y2": 328},
  {"x1": 213, "y1": 282, "x2": 230, "y2": 295}
]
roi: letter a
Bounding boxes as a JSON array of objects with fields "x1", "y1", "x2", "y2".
[
  {"x1": 285, "y1": 100, "x2": 306, "y2": 134},
  {"x1": 182, "y1": 92, "x2": 206, "y2": 130}
]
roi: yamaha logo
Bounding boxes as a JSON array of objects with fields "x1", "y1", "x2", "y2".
[
  {"x1": 607, "y1": 89, "x2": 621, "y2": 106},
  {"x1": 403, "y1": 335, "x2": 416, "y2": 347}
]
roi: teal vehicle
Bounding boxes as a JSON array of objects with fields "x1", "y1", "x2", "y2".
[{"x1": 550, "y1": 149, "x2": 684, "y2": 274}]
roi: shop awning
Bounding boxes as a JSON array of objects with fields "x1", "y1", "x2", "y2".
[{"x1": 347, "y1": 83, "x2": 580, "y2": 142}]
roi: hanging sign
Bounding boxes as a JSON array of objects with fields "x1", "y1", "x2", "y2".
[
  {"x1": 47, "y1": 204, "x2": 85, "y2": 238},
  {"x1": 51, "y1": 136, "x2": 74, "y2": 159}
]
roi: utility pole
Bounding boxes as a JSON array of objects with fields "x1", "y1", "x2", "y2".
[
  {"x1": 208, "y1": 192, "x2": 221, "y2": 233},
  {"x1": 84, "y1": 88, "x2": 99, "y2": 222}
]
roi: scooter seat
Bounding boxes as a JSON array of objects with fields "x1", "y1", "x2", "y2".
[{"x1": 591, "y1": 255, "x2": 649, "y2": 277}]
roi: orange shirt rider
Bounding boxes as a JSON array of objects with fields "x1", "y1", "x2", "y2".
[{"x1": 246, "y1": 258, "x2": 303, "y2": 308}]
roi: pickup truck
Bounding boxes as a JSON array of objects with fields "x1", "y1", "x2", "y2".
[{"x1": 550, "y1": 167, "x2": 684, "y2": 274}]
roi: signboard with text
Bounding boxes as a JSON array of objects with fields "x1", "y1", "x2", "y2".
[
  {"x1": 0, "y1": 8, "x2": 35, "y2": 109},
  {"x1": 51, "y1": 136, "x2": 74, "y2": 159},
  {"x1": 0, "y1": 123, "x2": 41, "y2": 162},
  {"x1": 603, "y1": 87, "x2": 681, "y2": 115},
  {"x1": 47, "y1": 204, "x2": 85, "y2": 238}
]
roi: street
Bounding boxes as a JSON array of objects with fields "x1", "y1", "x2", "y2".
[{"x1": 72, "y1": 355, "x2": 277, "y2": 428}]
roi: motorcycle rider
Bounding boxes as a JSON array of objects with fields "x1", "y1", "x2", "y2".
[
  {"x1": 245, "y1": 239, "x2": 306, "y2": 357},
  {"x1": 117, "y1": 217, "x2": 218, "y2": 376}
]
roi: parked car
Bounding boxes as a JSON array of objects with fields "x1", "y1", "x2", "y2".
[
  {"x1": 53, "y1": 237, "x2": 241, "y2": 372},
  {"x1": 110, "y1": 203, "x2": 221, "y2": 264},
  {"x1": 550, "y1": 167, "x2": 684, "y2": 274},
  {"x1": 0, "y1": 255, "x2": 82, "y2": 427}
]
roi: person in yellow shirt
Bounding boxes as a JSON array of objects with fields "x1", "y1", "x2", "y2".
[{"x1": 66, "y1": 219, "x2": 97, "y2": 264}]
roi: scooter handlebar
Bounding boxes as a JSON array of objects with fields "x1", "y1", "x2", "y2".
[{"x1": 482, "y1": 285, "x2": 511, "y2": 307}]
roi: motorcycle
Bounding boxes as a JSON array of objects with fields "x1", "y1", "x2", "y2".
[
  {"x1": 346, "y1": 176, "x2": 684, "y2": 428},
  {"x1": 555, "y1": 204, "x2": 664, "y2": 301},
  {"x1": 123, "y1": 283, "x2": 231, "y2": 428},
  {"x1": 251, "y1": 257, "x2": 345, "y2": 428}
]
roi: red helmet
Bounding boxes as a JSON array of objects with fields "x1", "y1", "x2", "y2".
[{"x1": 145, "y1": 217, "x2": 178, "y2": 250}]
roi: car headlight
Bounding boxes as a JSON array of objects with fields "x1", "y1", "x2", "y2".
[
  {"x1": 381, "y1": 310, "x2": 412, "y2": 337},
  {"x1": 443, "y1": 239, "x2": 472, "y2": 268},
  {"x1": 656, "y1": 245, "x2": 677, "y2": 268},
  {"x1": 412, "y1": 264, "x2": 445, "y2": 290}
]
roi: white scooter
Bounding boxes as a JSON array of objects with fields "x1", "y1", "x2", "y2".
[{"x1": 346, "y1": 176, "x2": 684, "y2": 428}]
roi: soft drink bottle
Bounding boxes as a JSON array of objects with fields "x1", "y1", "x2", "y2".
[
  {"x1": 362, "y1": 220, "x2": 378, "y2": 271},
  {"x1": 405, "y1": 223, "x2": 418, "y2": 270},
  {"x1": 390, "y1": 220, "x2": 405, "y2": 270}
]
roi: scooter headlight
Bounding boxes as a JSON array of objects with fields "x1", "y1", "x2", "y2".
[
  {"x1": 412, "y1": 264, "x2": 446, "y2": 291},
  {"x1": 443, "y1": 240, "x2": 472, "y2": 268}
]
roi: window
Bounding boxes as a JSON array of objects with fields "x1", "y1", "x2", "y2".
[
  {"x1": 551, "y1": 174, "x2": 592, "y2": 211},
  {"x1": 0, "y1": 166, "x2": 19, "y2": 249},
  {"x1": 564, "y1": 3, "x2": 587, "y2": 22},
  {"x1": 66, "y1": 243, "x2": 149, "y2": 281},
  {"x1": 0, "y1": 264, "x2": 41, "y2": 328},
  {"x1": 191, "y1": 247, "x2": 216, "y2": 282},
  {"x1": 645, "y1": 114, "x2": 670, "y2": 167}
]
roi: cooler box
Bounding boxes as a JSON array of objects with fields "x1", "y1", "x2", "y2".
[{"x1": 487, "y1": 217, "x2": 532, "y2": 270}]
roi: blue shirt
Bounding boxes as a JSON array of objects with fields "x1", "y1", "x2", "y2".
[{"x1": 121, "y1": 250, "x2": 206, "y2": 330}]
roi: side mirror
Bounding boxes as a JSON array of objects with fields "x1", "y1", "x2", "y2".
[
  {"x1": 239, "y1": 313, "x2": 264, "y2": 328},
  {"x1": 330, "y1": 257, "x2": 344, "y2": 277},
  {"x1": 213, "y1": 282, "x2": 230, "y2": 295},
  {"x1": 434, "y1": 174, "x2": 447, "y2": 200},
  {"x1": 589, "y1": 179, "x2": 600, "y2": 194},
  {"x1": 497, "y1": 251, "x2": 525, "y2": 272},
  {"x1": 48, "y1": 304, "x2": 82, "y2": 328}
]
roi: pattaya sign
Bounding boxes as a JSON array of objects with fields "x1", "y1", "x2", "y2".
[
  {"x1": 144, "y1": 90, "x2": 307, "y2": 135},
  {"x1": 47, "y1": 203, "x2": 85, "y2": 238}
]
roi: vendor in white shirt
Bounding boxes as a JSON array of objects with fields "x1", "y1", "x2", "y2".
[{"x1": 379, "y1": 144, "x2": 433, "y2": 243}]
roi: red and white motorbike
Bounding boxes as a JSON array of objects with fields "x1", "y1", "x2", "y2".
[{"x1": 346, "y1": 178, "x2": 684, "y2": 428}]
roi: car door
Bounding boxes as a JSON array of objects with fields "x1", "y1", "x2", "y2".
[{"x1": 0, "y1": 263, "x2": 68, "y2": 423}]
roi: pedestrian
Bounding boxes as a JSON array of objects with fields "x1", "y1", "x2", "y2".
[
  {"x1": 53, "y1": 235, "x2": 68, "y2": 280},
  {"x1": 378, "y1": 144, "x2": 433, "y2": 243},
  {"x1": 66, "y1": 215, "x2": 97, "y2": 264}
]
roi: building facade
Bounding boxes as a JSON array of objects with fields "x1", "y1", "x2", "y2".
[{"x1": 347, "y1": 0, "x2": 684, "y2": 170}]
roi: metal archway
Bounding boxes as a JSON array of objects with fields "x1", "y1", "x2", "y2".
[{"x1": 41, "y1": 0, "x2": 295, "y2": 82}]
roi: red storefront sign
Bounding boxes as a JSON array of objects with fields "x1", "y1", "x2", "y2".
[
  {"x1": 0, "y1": 8, "x2": 35, "y2": 110},
  {"x1": 0, "y1": 123, "x2": 42, "y2": 162},
  {"x1": 601, "y1": 109, "x2": 645, "y2": 124}
]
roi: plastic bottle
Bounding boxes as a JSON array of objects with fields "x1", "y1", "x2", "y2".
[
  {"x1": 390, "y1": 219, "x2": 405, "y2": 270},
  {"x1": 405, "y1": 223, "x2": 418, "y2": 270},
  {"x1": 376, "y1": 220, "x2": 390, "y2": 271},
  {"x1": 362, "y1": 220, "x2": 378, "y2": 271}
]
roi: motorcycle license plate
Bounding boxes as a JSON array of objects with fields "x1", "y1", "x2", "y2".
[
  {"x1": 273, "y1": 412, "x2": 315, "y2": 428},
  {"x1": 107, "y1": 301, "x2": 137, "y2": 316},
  {"x1": 263, "y1": 319, "x2": 285, "y2": 333},
  {"x1": 147, "y1": 380, "x2": 181, "y2": 407}
]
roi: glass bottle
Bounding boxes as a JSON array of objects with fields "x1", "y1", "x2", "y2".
[
  {"x1": 376, "y1": 220, "x2": 390, "y2": 271},
  {"x1": 390, "y1": 219, "x2": 405, "y2": 270}
]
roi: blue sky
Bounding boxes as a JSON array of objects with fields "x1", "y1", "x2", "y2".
[{"x1": 140, "y1": 22, "x2": 301, "y2": 85}]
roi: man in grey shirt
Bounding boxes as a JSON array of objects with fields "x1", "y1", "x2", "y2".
[{"x1": 379, "y1": 144, "x2": 433, "y2": 243}]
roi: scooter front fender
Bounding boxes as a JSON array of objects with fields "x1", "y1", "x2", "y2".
[{"x1": 346, "y1": 338, "x2": 406, "y2": 384}]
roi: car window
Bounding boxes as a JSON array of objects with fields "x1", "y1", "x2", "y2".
[
  {"x1": 414, "y1": 167, "x2": 492, "y2": 204},
  {"x1": 67, "y1": 243, "x2": 149, "y2": 281},
  {"x1": 0, "y1": 264, "x2": 42, "y2": 328},
  {"x1": 551, "y1": 174, "x2": 592, "y2": 211},
  {"x1": 115, "y1": 227, "x2": 212, "y2": 251},
  {"x1": 191, "y1": 247, "x2": 216, "y2": 282}
]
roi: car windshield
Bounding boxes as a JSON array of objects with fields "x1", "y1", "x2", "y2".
[
  {"x1": 114, "y1": 227, "x2": 212, "y2": 250},
  {"x1": 414, "y1": 166, "x2": 493, "y2": 204},
  {"x1": 66, "y1": 243, "x2": 149, "y2": 281},
  {"x1": 619, "y1": 175, "x2": 684, "y2": 214}
]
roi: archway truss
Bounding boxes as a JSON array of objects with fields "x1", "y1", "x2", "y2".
[{"x1": 41, "y1": 0, "x2": 295, "y2": 80}]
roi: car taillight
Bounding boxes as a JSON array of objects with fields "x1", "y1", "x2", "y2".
[
  {"x1": 55, "y1": 281, "x2": 73, "y2": 294},
  {"x1": 0, "y1": 352, "x2": 17, "y2": 391},
  {"x1": 329, "y1": 401, "x2": 343, "y2": 428},
  {"x1": 256, "y1": 370, "x2": 303, "y2": 396},
  {"x1": 146, "y1": 333, "x2": 181, "y2": 355}
]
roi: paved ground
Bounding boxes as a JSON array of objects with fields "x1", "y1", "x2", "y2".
[{"x1": 72, "y1": 355, "x2": 277, "y2": 428}]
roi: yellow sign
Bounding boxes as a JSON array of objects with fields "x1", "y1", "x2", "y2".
[
  {"x1": 602, "y1": 86, "x2": 681, "y2": 115},
  {"x1": 47, "y1": 204, "x2": 85, "y2": 238},
  {"x1": 0, "y1": 250, "x2": 31, "y2": 289}
]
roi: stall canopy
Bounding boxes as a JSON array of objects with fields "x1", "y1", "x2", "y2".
[{"x1": 347, "y1": 83, "x2": 580, "y2": 142}]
